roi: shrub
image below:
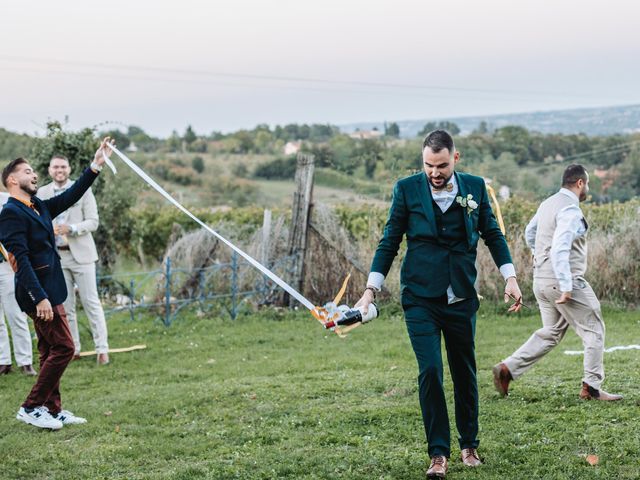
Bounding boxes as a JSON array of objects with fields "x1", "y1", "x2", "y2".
[
  {"x1": 232, "y1": 162, "x2": 249, "y2": 178},
  {"x1": 0, "y1": 128, "x2": 34, "y2": 161},
  {"x1": 146, "y1": 159, "x2": 200, "y2": 186},
  {"x1": 128, "y1": 205, "x2": 267, "y2": 261},
  {"x1": 253, "y1": 156, "x2": 297, "y2": 179},
  {"x1": 192, "y1": 156, "x2": 205, "y2": 173}
]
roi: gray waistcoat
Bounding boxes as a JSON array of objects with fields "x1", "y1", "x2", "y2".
[{"x1": 533, "y1": 192, "x2": 588, "y2": 280}]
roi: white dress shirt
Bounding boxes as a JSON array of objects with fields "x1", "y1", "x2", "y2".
[
  {"x1": 524, "y1": 188, "x2": 587, "y2": 292},
  {"x1": 368, "y1": 175, "x2": 515, "y2": 303},
  {"x1": 50, "y1": 180, "x2": 79, "y2": 246},
  {"x1": 430, "y1": 174, "x2": 459, "y2": 213}
]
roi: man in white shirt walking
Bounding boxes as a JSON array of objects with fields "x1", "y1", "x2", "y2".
[
  {"x1": 37, "y1": 155, "x2": 109, "y2": 366},
  {"x1": 493, "y1": 164, "x2": 622, "y2": 401}
]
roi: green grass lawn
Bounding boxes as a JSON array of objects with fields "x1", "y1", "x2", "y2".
[{"x1": 1, "y1": 304, "x2": 638, "y2": 479}]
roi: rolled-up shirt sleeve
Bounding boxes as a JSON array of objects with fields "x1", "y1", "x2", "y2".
[
  {"x1": 367, "y1": 272, "x2": 385, "y2": 291},
  {"x1": 550, "y1": 205, "x2": 585, "y2": 292},
  {"x1": 499, "y1": 263, "x2": 516, "y2": 280}
]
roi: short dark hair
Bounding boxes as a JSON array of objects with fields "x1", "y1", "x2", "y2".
[
  {"x1": 2, "y1": 158, "x2": 28, "y2": 188},
  {"x1": 49, "y1": 154, "x2": 69, "y2": 165},
  {"x1": 422, "y1": 129, "x2": 455, "y2": 154},
  {"x1": 562, "y1": 164, "x2": 588, "y2": 187}
]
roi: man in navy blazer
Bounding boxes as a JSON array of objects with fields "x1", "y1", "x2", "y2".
[{"x1": 0, "y1": 138, "x2": 113, "y2": 430}]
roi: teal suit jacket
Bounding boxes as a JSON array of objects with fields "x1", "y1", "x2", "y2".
[{"x1": 371, "y1": 171, "x2": 512, "y2": 299}]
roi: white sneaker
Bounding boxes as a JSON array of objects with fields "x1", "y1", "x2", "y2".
[
  {"x1": 16, "y1": 406, "x2": 63, "y2": 430},
  {"x1": 54, "y1": 409, "x2": 87, "y2": 425}
]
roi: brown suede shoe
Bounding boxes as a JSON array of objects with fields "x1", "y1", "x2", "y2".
[
  {"x1": 0, "y1": 364, "x2": 11, "y2": 375},
  {"x1": 427, "y1": 455, "x2": 448, "y2": 478},
  {"x1": 97, "y1": 353, "x2": 110, "y2": 366},
  {"x1": 461, "y1": 448, "x2": 482, "y2": 467},
  {"x1": 19, "y1": 365, "x2": 37, "y2": 376},
  {"x1": 579, "y1": 382, "x2": 623, "y2": 401},
  {"x1": 492, "y1": 363, "x2": 512, "y2": 397}
]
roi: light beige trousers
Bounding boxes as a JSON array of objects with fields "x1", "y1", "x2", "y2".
[
  {"x1": 503, "y1": 276, "x2": 605, "y2": 389},
  {"x1": 0, "y1": 262, "x2": 33, "y2": 366},
  {"x1": 60, "y1": 250, "x2": 109, "y2": 355}
]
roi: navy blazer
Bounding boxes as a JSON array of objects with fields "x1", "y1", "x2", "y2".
[{"x1": 0, "y1": 168, "x2": 100, "y2": 313}]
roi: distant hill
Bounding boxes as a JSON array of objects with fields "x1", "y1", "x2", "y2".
[{"x1": 340, "y1": 104, "x2": 640, "y2": 137}]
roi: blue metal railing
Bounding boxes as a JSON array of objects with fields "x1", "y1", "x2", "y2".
[{"x1": 96, "y1": 253, "x2": 296, "y2": 326}]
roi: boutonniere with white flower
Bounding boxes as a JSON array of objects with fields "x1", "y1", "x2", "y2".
[{"x1": 456, "y1": 194, "x2": 478, "y2": 216}]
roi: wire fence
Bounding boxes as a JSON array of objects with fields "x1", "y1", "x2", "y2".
[{"x1": 97, "y1": 253, "x2": 297, "y2": 326}]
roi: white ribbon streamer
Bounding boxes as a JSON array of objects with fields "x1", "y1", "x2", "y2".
[
  {"x1": 105, "y1": 144, "x2": 316, "y2": 312},
  {"x1": 102, "y1": 151, "x2": 118, "y2": 174},
  {"x1": 564, "y1": 344, "x2": 640, "y2": 355}
]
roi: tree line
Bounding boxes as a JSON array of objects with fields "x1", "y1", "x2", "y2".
[{"x1": 1, "y1": 119, "x2": 639, "y2": 204}]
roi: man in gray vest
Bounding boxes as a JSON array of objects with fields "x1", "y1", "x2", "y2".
[{"x1": 493, "y1": 164, "x2": 622, "y2": 401}]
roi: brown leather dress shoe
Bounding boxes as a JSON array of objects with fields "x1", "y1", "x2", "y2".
[
  {"x1": 97, "y1": 353, "x2": 110, "y2": 365},
  {"x1": 427, "y1": 455, "x2": 448, "y2": 478},
  {"x1": 0, "y1": 364, "x2": 11, "y2": 375},
  {"x1": 19, "y1": 365, "x2": 37, "y2": 376},
  {"x1": 492, "y1": 363, "x2": 512, "y2": 397},
  {"x1": 73, "y1": 354, "x2": 82, "y2": 361},
  {"x1": 579, "y1": 382, "x2": 623, "y2": 401},
  {"x1": 461, "y1": 448, "x2": 482, "y2": 467}
]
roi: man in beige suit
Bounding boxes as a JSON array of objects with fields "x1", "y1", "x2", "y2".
[
  {"x1": 493, "y1": 164, "x2": 621, "y2": 401},
  {"x1": 37, "y1": 156, "x2": 109, "y2": 365}
]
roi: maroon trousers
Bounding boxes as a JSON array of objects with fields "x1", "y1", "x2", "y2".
[{"x1": 23, "y1": 305, "x2": 75, "y2": 415}]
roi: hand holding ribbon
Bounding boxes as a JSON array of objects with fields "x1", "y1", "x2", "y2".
[{"x1": 94, "y1": 136, "x2": 117, "y2": 174}]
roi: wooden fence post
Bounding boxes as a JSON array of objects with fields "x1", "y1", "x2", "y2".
[
  {"x1": 286, "y1": 153, "x2": 315, "y2": 307},
  {"x1": 261, "y1": 209, "x2": 272, "y2": 266}
]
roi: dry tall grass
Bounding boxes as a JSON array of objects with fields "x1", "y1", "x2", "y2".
[
  {"x1": 159, "y1": 198, "x2": 639, "y2": 310},
  {"x1": 476, "y1": 200, "x2": 640, "y2": 307},
  {"x1": 329, "y1": 197, "x2": 640, "y2": 307},
  {"x1": 304, "y1": 204, "x2": 371, "y2": 305},
  {"x1": 159, "y1": 204, "x2": 381, "y2": 308}
]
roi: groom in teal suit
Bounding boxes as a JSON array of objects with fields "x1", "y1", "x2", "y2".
[{"x1": 356, "y1": 130, "x2": 523, "y2": 479}]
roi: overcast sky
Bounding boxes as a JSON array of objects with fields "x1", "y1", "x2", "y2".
[{"x1": 1, "y1": 0, "x2": 639, "y2": 137}]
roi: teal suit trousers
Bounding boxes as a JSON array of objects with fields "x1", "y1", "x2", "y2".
[{"x1": 402, "y1": 293, "x2": 480, "y2": 458}]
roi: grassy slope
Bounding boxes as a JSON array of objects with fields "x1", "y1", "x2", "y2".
[
  {"x1": 0, "y1": 304, "x2": 638, "y2": 480},
  {"x1": 129, "y1": 151, "x2": 390, "y2": 209},
  {"x1": 253, "y1": 179, "x2": 387, "y2": 208}
]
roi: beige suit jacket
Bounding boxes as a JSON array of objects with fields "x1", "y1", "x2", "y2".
[{"x1": 37, "y1": 180, "x2": 99, "y2": 264}]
